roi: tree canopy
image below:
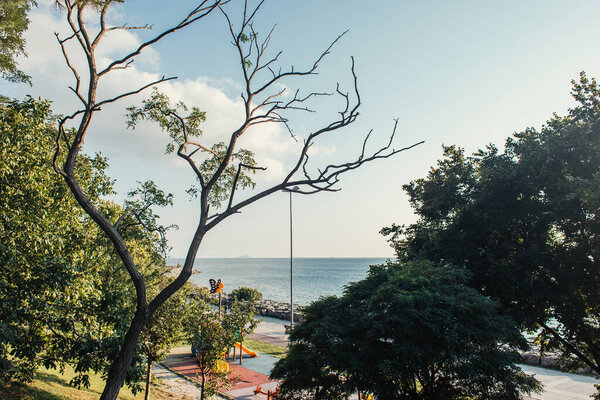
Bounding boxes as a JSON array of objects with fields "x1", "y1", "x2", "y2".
[
  {"x1": 382, "y1": 72, "x2": 600, "y2": 375},
  {"x1": 0, "y1": 96, "x2": 176, "y2": 392},
  {"x1": 0, "y1": 0, "x2": 36, "y2": 84},
  {"x1": 272, "y1": 261, "x2": 540, "y2": 400}
]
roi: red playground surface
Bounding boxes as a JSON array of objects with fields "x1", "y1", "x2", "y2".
[{"x1": 166, "y1": 359, "x2": 276, "y2": 392}]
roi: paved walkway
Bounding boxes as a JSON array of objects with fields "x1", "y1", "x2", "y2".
[
  {"x1": 247, "y1": 316, "x2": 289, "y2": 348},
  {"x1": 520, "y1": 364, "x2": 599, "y2": 400}
]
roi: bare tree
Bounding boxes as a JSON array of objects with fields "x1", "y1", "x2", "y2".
[{"x1": 51, "y1": 0, "x2": 423, "y2": 399}]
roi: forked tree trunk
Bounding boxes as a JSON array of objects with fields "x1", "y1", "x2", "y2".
[{"x1": 100, "y1": 308, "x2": 148, "y2": 400}]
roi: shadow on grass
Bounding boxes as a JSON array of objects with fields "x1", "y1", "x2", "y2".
[
  {"x1": 0, "y1": 381, "x2": 64, "y2": 400},
  {"x1": 35, "y1": 370, "x2": 71, "y2": 386}
]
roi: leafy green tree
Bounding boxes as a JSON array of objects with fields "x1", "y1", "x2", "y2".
[
  {"x1": 0, "y1": 0, "x2": 35, "y2": 83},
  {"x1": 271, "y1": 297, "x2": 352, "y2": 400},
  {"x1": 189, "y1": 312, "x2": 234, "y2": 400},
  {"x1": 0, "y1": 97, "x2": 173, "y2": 392},
  {"x1": 0, "y1": 96, "x2": 112, "y2": 383},
  {"x1": 272, "y1": 261, "x2": 541, "y2": 400},
  {"x1": 230, "y1": 286, "x2": 263, "y2": 305},
  {"x1": 383, "y1": 72, "x2": 600, "y2": 376},
  {"x1": 223, "y1": 299, "x2": 260, "y2": 364}
]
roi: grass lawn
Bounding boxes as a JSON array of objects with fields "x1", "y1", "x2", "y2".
[
  {"x1": 0, "y1": 365, "x2": 178, "y2": 400},
  {"x1": 243, "y1": 338, "x2": 287, "y2": 358}
]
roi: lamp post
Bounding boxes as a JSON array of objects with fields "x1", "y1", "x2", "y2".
[{"x1": 284, "y1": 185, "x2": 299, "y2": 330}]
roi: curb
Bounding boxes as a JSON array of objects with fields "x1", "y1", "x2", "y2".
[{"x1": 158, "y1": 362, "x2": 236, "y2": 400}]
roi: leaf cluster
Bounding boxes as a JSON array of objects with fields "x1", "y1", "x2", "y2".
[{"x1": 0, "y1": 0, "x2": 36, "y2": 84}]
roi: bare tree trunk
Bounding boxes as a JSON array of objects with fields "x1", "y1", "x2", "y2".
[
  {"x1": 201, "y1": 369, "x2": 206, "y2": 400},
  {"x1": 541, "y1": 323, "x2": 600, "y2": 375},
  {"x1": 100, "y1": 308, "x2": 148, "y2": 400},
  {"x1": 144, "y1": 358, "x2": 153, "y2": 400}
]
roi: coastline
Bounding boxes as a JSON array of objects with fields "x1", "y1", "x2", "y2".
[{"x1": 170, "y1": 266, "x2": 303, "y2": 322}]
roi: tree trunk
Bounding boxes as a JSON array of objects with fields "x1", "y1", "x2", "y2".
[
  {"x1": 144, "y1": 358, "x2": 153, "y2": 400},
  {"x1": 100, "y1": 308, "x2": 148, "y2": 400},
  {"x1": 542, "y1": 323, "x2": 600, "y2": 375},
  {"x1": 201, "y1": 369, "x2": 206, "y2": 400}
]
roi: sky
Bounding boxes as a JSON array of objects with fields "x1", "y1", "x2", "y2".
[{"x1": 2, "y1": 0, "x2": 600, "y2": 258}]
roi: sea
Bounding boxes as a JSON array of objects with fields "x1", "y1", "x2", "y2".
[{"x1": 167, "y1": 257, "x2": 389, "y2": 306}]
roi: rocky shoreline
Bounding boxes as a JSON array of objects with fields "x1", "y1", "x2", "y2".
[
  {"x1": 172, "y1": 267, "x2": 304, "y2": 322},
  {"x1": 254, "y1": 298, "x2": 303, "y2": 322},
  {"x1": 217, "y1": 290, "x2": 304, "y2": 322}
]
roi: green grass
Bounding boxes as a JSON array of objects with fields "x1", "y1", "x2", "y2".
[
  {"x1": 243, "y1": 338, "x2": 287, "y2": 358},
  {"x1": 0, "y1": 365, "x2": 179, "y2": 400}
]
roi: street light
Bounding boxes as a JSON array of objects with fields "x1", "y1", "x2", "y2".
[{"x1": 283, "y1": 185, "x2": 300, "y2": 330}]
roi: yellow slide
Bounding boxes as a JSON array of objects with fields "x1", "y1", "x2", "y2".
[{"x1": 235, "y1": 342, "x2": 258, "y2": 357}]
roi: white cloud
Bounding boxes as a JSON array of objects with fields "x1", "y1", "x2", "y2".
[{"x1": 13, "y1": 4, "x2": 304, "y2": 187}]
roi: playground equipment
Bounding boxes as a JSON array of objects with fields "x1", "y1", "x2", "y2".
[
  {"x1": 209, "y1": 278, "x2": 225, "y2": 318},
  {"x1": 214, "y1": 358, "x2": 229, "y2": 373},
  {"x1": 254, "y1": 385, "x2": 280, "y2": 399},
  {"x1": 234, "y1": 342, "x2": 258, "y2": 357},
  {"x1": 357, "y1": 390, "x2": 373, "y2": 400}
]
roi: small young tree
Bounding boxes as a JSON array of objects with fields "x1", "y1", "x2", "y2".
[
  {"x1": 50, "y1": 1, "x2": 422, "y2": 398},
  {"x1": 190, "y1": 313, "x2": 233, "y2": 400},
  {"x1": 223, "y1": 299, "x2": 260, "y2": 364}
]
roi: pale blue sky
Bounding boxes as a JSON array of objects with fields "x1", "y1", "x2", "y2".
[{"x1": 3, "y1": 0, "x2": 600, "y2": 258}]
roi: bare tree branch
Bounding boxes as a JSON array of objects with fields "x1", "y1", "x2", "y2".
[
  {"x1": 98, "y1": 0, "x2": 229, "y2": 77},
  {"x1": 95, "y1": 76, "x2": 176, "y2": 108},
  {"x1": 51, "y1": 1, "x2": 423, "y2": 398}
]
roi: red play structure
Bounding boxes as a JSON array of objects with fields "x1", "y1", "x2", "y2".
[{"x1": 254, "y1": 385, "x2": 280, "y2": 399}]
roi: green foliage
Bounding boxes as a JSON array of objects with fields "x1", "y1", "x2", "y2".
[
  {"x1": 0, "y1": 97, "x2": 172, "y2": 392},
  {"x1": 141, "y1": 288, "x2": 189, "y2": 365},
  {"x1": 126, "y1": 89, "x2": 258, "y2": 208},
  {"x1": 383, "y1": 72, "x2": 600, "y2": 374},
  {"x1": 222, "y1": 299, "x2": 260, "y2": 344},
  {"x1": 0, "y1": 96, "x2": 112, "y2": 383},
  {"x1": 229, "y1": 286, "x2": 263, "y2": 305},
  {"x1": 119, "y1": 180, "x2": 177, "y2": 257},
  {"x1": 189, "y1": 313, "x2": 233, "y2": 400},
  {"x1": 126, "y1": 89, "x2": 205, "y2": 154},
  {"x1": 0, "y1": 0, "x2": 35, "y2": 84},
  {"x1": 272, "y1": 261, "x2": 541, "y2": 400}
]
